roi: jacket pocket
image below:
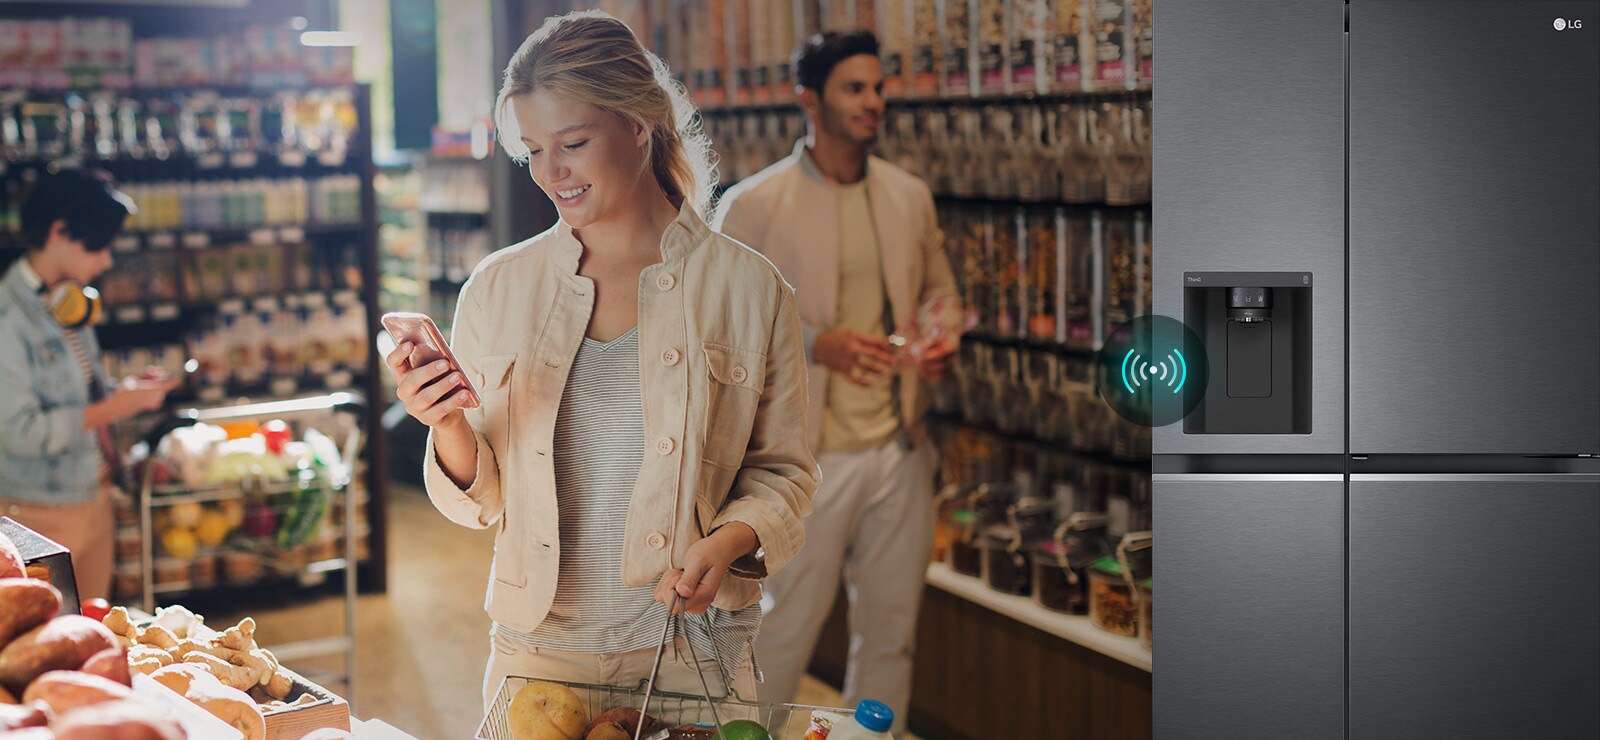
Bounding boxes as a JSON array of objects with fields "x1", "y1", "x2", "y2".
[
  {"x1": 475, "y1": 353, "x2": 516, "y2": 450},
  {"x1": 700, "y1": 343, "x2": 766, "y2": 471}
]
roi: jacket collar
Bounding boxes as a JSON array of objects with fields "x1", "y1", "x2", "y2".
[
  {"x1": 3, "y1": 260, "x2": 50, "y2": 322},
  {"x1": 549, "y1": 198, "x2": 712, "y2": 281},
  {"x1": 791, "y1": 138, "x2": 876, "y2": 188}
]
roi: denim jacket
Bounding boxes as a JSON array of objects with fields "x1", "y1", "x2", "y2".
[
  {"x1": 422, "y1": 204, "x2": 818, "y2": 631},
  {"x1": 0, "y1": 259, "x2": 110, "y2": 505}
]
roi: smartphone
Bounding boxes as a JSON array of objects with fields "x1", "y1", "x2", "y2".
[{"x1": 380, "y1": 311, "x2": 482, "y2": 409}]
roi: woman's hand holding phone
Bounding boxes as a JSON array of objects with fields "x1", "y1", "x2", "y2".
[{"x1": 385, "y1": 341, "x2": 475, "y2": 429}]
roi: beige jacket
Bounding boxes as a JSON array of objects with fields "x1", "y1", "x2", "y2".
[
  {"x1": 422, "y1": 204, "x2": 818, "y2": 633},
  {"x1": 713, "y1": 142, "x2": 961, "y2": 450}
]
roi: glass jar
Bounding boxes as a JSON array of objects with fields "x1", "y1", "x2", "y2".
[
  {"x1": 1088, "y1": 557, "x2": 1138, "y2": 636},
  {"x1": 1030, "y1": 512, "x2": 1111, "y2": 614},
  {"x1": 1139, "y1": 578, "x2": 1153, "y2": 651}
]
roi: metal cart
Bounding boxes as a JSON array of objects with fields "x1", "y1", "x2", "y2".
[{"x1": 135, "y1": 391, "x2": 364, "y2": 703}]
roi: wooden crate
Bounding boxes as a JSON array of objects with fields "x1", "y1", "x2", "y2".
[{"x1": 262, "y1": 667, "x2": 350, "y2": 740}]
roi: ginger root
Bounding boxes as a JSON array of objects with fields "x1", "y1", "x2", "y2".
[{"x1": 183, "y1": 653, "x2": 258, "y2": 693}]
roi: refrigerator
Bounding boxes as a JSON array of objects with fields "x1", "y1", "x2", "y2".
[{"x1": 1153, "y1": 2, "x2": 1600, "y2": 738}]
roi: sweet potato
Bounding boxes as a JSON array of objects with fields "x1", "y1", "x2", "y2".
[
  {"x1": 53, "y1": 698, "x2": 184, "y2": 740},
  {"x1": 81, "y1": 646, "x2": 132, "y2": 687},
  {"x1": 0, "y1": 533, "x2": 23, "y2": 579},
  {"x1": 0, "y1": 615, "x2": 119, "y2": 694},
  {"x1": 0, "y1": 700, "x2": 48, "y2": 730},
  {"x1": 0, "y1": 578, "x2": 61, "y2": 649},
  {"x1": 185, "y1": 680, "x2": 266, "y2": 740},
  {"x1": 21, "y1": 669, "x2": 131, "y2": 715},
  {"x1": 0, "y1": 682, "x2": 14, "y2": 704}
]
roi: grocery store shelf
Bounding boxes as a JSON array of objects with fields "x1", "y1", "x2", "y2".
[
  {"x1": 927, "y1": 414, "x2": 1151, "y2": 470},
  {"x1": 699, "y1": 88, "x2": 1151, "y2": 116},
  {"x1": 925, "y1": 560, "x2": 1151, "y2": 672}
]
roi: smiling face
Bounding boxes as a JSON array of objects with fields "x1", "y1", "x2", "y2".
[
  {"x1": 510, "y1": 89, "x2": 654, "y2": 229},
  {"x1": 810, "y1": 54, "x2": 886, "y2": 147}
]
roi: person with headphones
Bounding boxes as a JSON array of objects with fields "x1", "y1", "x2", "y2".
[{"x1": 0, "y1": 168, "x2": 179, "y2": 600}]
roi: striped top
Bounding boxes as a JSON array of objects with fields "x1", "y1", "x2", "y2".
[{"x1": 497, "y1": 327, "x2": 760, "y2": 686}]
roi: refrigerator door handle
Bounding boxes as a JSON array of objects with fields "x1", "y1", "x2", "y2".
[
  {"x1": 1351, "y1": 474, "x2": 1600, "y2": 483},
  {"x1": 1154, "y1": 473, "x2": 1345, "y2": 482}
]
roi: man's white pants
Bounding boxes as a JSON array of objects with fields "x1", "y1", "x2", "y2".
[{"x1": 755, "y1": 436, "x2": 937, "y2": 731}]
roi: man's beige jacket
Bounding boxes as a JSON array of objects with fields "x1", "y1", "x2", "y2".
[
  {"x1": 422, "y1": 204, "x2": 818, "y2": 633},
  {"x1": 713, "y1": 141, "x2": 961, "y2": 451}
]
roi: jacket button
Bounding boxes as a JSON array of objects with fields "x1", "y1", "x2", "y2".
[
  {"x1": 656, "y1": 437, "x2": 675, "y2": 455},
  {"x1": 646, "y1": 532, "x2": 667, "y2": 549},
  {"x1": 730, "y1": 366, "x2": 748, "y2": 383},
  {"x1": 661, "y1": 348, "x2": 680, "y2": 366},
  {"x1": 656, "y1": 274, "x2": 676, "y2": 291}
]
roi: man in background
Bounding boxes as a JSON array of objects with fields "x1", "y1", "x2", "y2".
[{"x1": 713, "y1": 30, "x2": 961, "y2": 731}]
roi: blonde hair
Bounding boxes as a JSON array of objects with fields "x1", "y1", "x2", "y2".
[{"x1": 496, "y1": 10, "x2": 718, "y2": 215}]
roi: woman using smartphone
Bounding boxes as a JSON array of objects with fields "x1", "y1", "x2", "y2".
[
  {"x1": 0, "y1": 169, "x2": 179, "y2": 600},
  {"x1": 384, "y1": 11, "x2": 817, "y2": 707}
]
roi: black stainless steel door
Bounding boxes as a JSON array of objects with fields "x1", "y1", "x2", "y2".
[
  {"x1": 1154, "y1": 475, "x2": 1345, "y2": 740},
  {"x1": 1348, "y1": 475, "x2": 1600, "y2": 739},
  {"x1": 1348, "y1": 0, "x2": 1600, "y2": 454}
]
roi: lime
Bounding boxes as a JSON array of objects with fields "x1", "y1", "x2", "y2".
[{"x1": 714, "y1": 719, "x2": 773, "y2": 740}]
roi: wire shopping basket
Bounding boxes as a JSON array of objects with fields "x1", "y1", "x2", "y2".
[{"x1": 477, "y1": 675, "x2": 853, "y2": 740}]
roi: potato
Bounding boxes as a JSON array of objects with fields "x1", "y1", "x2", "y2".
[
  {"x1": 52, "y1": 698, "x2": 184, "y2": 740},
  {"x1": 0, "y1": 615, "x2": 119, "y2": 694},
  {"x1": 0, "y1": 533, "x2": 23, "y2": 579},
  {"x1": 585, "y1": 707, "x2": 665, "y2": 738},
  {"x1": 21, "y1": 669, "x2": 131, "y2": 715},
  {"x1": 508, "y1": 680, "x2": 588, "y2": 740},
  {"x1": 0, "y1": 578, "x2": 61, "y2": 648},
  {"x1": 0, "y1": 700, "x2": 48, "y2": 730},
  {"x1": 81, "y1": 646, "x2": 133, "y2": 687},
  {"x1": 586, "y1": 722, "x2": 630, "y2": 740}
]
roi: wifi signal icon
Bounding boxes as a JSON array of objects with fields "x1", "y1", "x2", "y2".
[{"x1": 1120, "y1": 348, "x2": 1188, "y2": 395}]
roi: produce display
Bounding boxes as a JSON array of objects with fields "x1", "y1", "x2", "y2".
[
  {"x1": 0, "y1": 571, "x2": 182, "y2": 738},
  {"x1": 117, "y1": 418, "x2": 359, "y2": 601}
]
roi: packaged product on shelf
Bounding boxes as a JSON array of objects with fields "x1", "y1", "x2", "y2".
[
  {"x1": 1059, "y1": 102, "x2": 1106, "y2": 203},
  {"x1": 1103, "y1": 102, "x2": 1150, "y2": 205},
  {"x1": 958, "y1": 206, "x2": 991, "y2": 333},
  {"x1": 910, "y1": 0, "x2": 940, "y2": 96},
  {"x1": 991, "y1": 205, "x2": 1020, "y2": 337},
  {"x1": 1008, "y1": 0, "x2": 1048, "y2": 95},
  {"x1": 748, "y1": 0, "x2": 772, "y2": 102},
  {"x1": 1090, "y1": 0, "x2": 1130, "y2": 90},
  {"x1": 1052, "y1": 0, "x2": 1085, "y2": 91},
  {"x1": 823, "y1": 0, "x2": 852, "y2": 30},
  {"x1": 728, "y1": 0, "x2": 753, "y2": 106},
  {"x1": 1061, "y1": 209, "x2": 1101, "y2": 350},
  {"x1": 878, "y1": 0, "x2": 911, "y2": 96},
  {"x1": 858, "y1": 0, "x2": 879, "y2": 30},
  {"x1": 1025, "y1": 207, "x2": 1056, "y2": 340},
  {"x1": 691, "y1": 0, "x2": 727, "y2": 107},
  {"x1": 770, "y1": 0, "x2": 798, "y2": 101},
  {"x1": 1131, "y1": 0, "x2": 1151, "y2": 86},
  {"x1": 939, "y1": 0, "x2": 973, "y2": 97},
  {"x1": 976, "y1": 0, "x2": 1007, "y2": 95},
  {"x1": 981, "y1": 106, "x2": 1015, "y2": 200},
  {"x1": 1102, "y1": 209, "x2": 1146, "y2": 329}
]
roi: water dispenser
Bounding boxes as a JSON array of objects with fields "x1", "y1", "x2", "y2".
[{"x1": 1182, "y1": 272, "x2": 1312, "y2": 434}]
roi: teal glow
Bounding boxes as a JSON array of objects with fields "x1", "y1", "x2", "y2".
[
  {"x1": 1121, "y1": 349, "x2": 1137, "y2": 394},
  {"x1": 1173, "y1": 349, "x2": 1188, "y2": 393}
]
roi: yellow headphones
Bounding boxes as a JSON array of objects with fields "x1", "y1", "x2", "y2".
[{"x1": 45, "y1": 282, "x2": 103, "y2": 328}]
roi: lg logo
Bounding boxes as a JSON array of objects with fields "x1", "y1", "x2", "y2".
[{"x1": 1554, "y1": 18, "x2": 1583, "y2": 30}]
